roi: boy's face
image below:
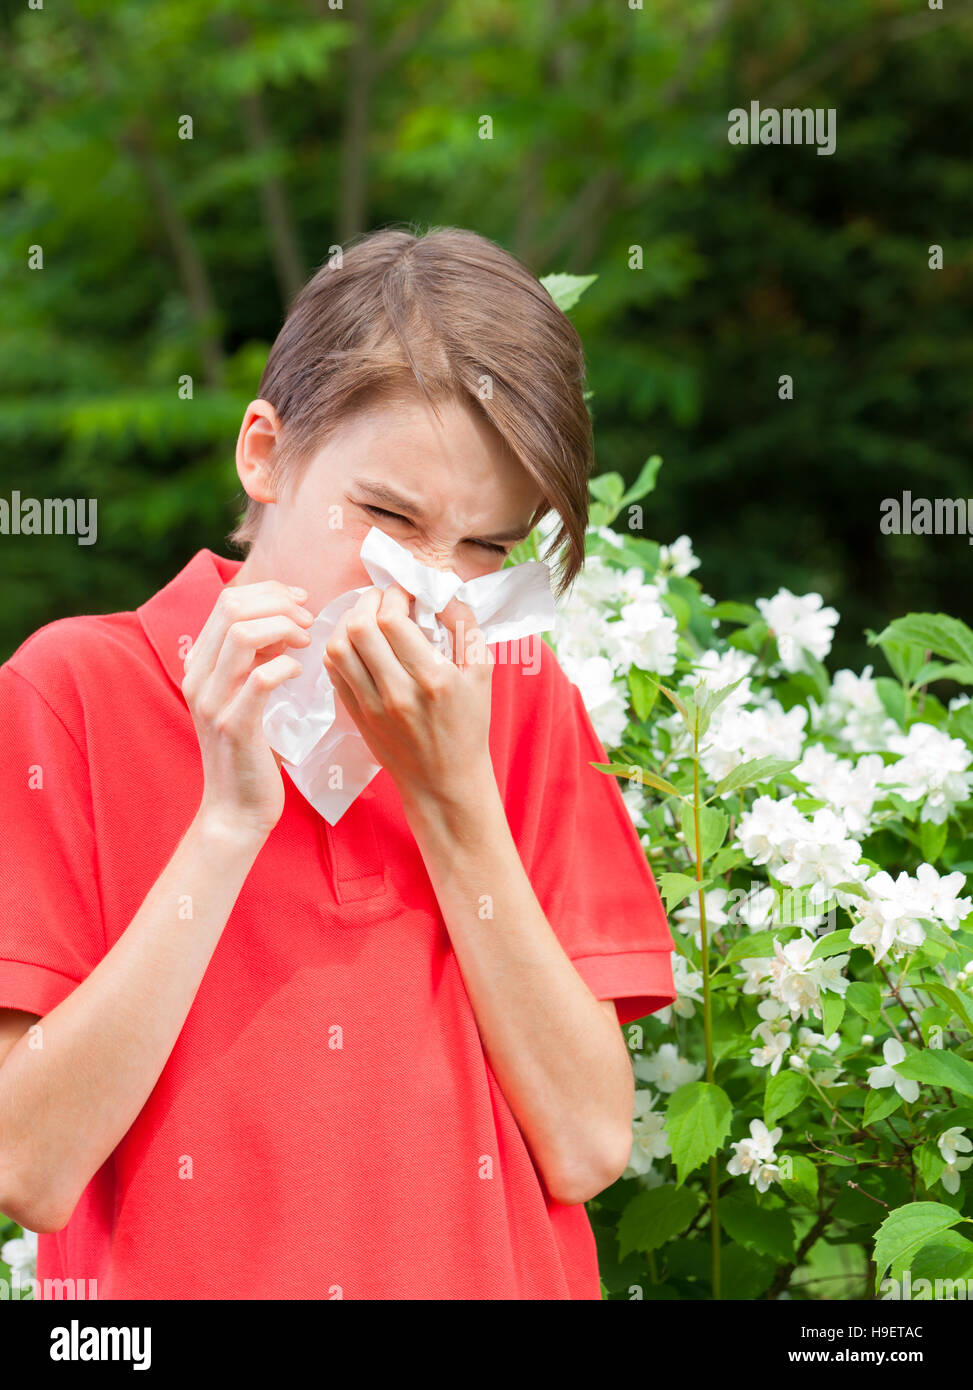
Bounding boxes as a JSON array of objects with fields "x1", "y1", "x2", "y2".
[{"x1": 234, "y1": 394, "x2": 547, "y2": 615}]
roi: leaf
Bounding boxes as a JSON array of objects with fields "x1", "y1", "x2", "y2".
[
  {"x1": 588, "y1": 472, "x2": 625, "y2": 507},
  {"x1": 722, "y1": 930, "x2": 781, "y2": 964},
  {"x1": 649, "y1": 679, "x2": 692, "y2": 731},
  {"x1": 627, "y1": 667, "x2": 658, "y2": 723},
  {"x1": 845, "y1": 981, "x2": 882, "y2": 1024},
  {"x1": 807, "y1": 928, "x2": 853, "y2": 961},
  {"x1": 872, "y1": 1201, "x2": 969, "y2": 1290},
  {"x1": 618, "y1": 455, "x2": 662, "y2": 507},
  {"x1": 711, "y1": 757, "x2": 799, "y2": 800},
  {"x1": 616, "y1": 1183, "x2": 702, "y2": 1260},
  {"x1": 864, "y1": 1087, "x2": 903, "y2": 1126},
  {"x1": 657, "y1": 872, "x2": 710, "y2": 910},
  {"x1": 589, "y1": 761, "x2": 684, "y2": 801},
  {"x1": 920, "y1": 818, "x2": 949, "y2": 865},
  {"x1": 915, "y1": 1141, "x2": 948, "y2": 1191},
  {"x1": 910, "y1": 1232, "x2": 973, "y2": 1285},
  {"x1": 914, "y1": 661, "x2": 973, "y2": 687},
  {"x1": 921, "y1": 982, "x2": 973, "y2": 1035},
  {"x1": 875, "y1": 677, "x2": 907, "y2": 726},
  {"x1": 539, "y1": 272, "x2": 598, "y2": 313},
  {"x1": 821, "y1": 993, "x2": 845, "y2": 1038},
  {"x1": 665, "y1": 1082, "x2": 733, "y2": 1186},
  {"x1": 680, "y1": 803, "x2": 728, "y2": 863},
  {"x1": 764, "y1": 1070, "x2": 809, "y2": 1127},
  {"x1": 718, "y1": 1196, "x2": 796, "y2": 1262},
  {"x1": 778, "y1": 1154, "x2": 819, "y2": 1210},
  {"x1": 895, "y1": 1049, "x2": 973, "y2": 1100},
  {"x1": 874, "y1": 614, "x2": 973, "y2": 669},
  {"x1": 709, "y1": 601, "x2": 761, "y2": 625}
]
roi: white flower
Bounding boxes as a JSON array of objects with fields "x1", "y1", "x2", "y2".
[
  {"x1": 587, "y1": 523, "x2": 625, "y2": 550},
  {"x1": 654, "y1": 952, "x2": 705, "y2": 1024},
  {"x1": 613, "y1": 584, "x2": 679, "y2": 676},
  {"x1": 750, "y1": 1019, "x2": 792, "y2": 1075},
  {"x1": 632, "y1": 1042, "x2": 705, "y2": 1093},
  {"x1": 792, "y1": 744, "x2": 886, "y2": 837},
  {"x1": 1, "y1": 1227, "x2": 37, "y2": 1282},
  {"x1": 620, "y1": 780, "x2": 649, "y2": 830},
  {"x1": 562, "y1": 655, "x2": 630, "y2": 747},
  {"x1": 756, "y1": 588, "x2": 839, "y2": 673},
  {"x1": 773, "y1": 807, "x2": 867, "y2": 906},
  {"x1": 866, "y1": 1037, "x2": 919, "y2": 1103},
  {"x1": 737, "y1": 933, "x2": 849, "y2": 1023},
  {"x1": 879, "y1": 723, "x2": 973, "y2": 824},
  {"x1": 658, "y1": 534, "x2": 701, "y2": 578},
  {"x1": 812, "y1": 666, "x2": 899, "y2": 753},
  {"x1": 702, "y1": 701, "x2": 807, "y2": 784},
  {"x1": 851, "y1": 865, "x2": 972, "y2": 965},
  {"x1": 737, "y1": 795, "x2": 809, "y2": 868},
  {"x1": 937, "y1": 1127, "x2": 973, "y2": 1195},
  {"x1": 625, "y1": 1088, "x2": 671, "y2": 1177},
  {"x1": 727, "y1": 1120, "x2": 783, "y2": 1192}
]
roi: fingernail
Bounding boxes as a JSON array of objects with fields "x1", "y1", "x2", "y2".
[{"x1": 289, "y1": 585, "x2": 308, "y2": 599}]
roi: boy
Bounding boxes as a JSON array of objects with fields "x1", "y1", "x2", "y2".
[{"x1": 0, "y1": 226, "x2": 675, "y2": 1299}]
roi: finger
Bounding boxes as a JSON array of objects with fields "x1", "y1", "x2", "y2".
[
  {"x1": 324, "y1": 607, "x2": 382, "y2": 712},
  {"x1": 374, "y1": 584, "x2": 452, "y2": 689},
  {"x1": 343, "y1": 587, "x2": 418, "y2": 705},
  {"x1": 184, "y1": 582, "x2": 312, "y2": 687},
  {"x1": 220, "y1": 652, "x2": 306, "y2": 742},
  {"x1": 438, "y1": 597, "x2": 492, "y2": 675},
  {"x1": 323, "y1": 649, "x2": 368, "y2": 732},
  {"x1": 206, "y1": 615, "x2": 312, "y2": 702}
]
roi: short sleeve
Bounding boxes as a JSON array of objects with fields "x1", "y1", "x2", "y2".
[
  {"x1": 0, "y1": 662, "x2": 105, "y2": 1017},
  {"x1": 519, "y1": 654, "x2": 677, "y2": 1027}
]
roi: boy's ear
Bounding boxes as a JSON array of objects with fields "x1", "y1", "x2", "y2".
[{"x1": 235, "y1": 399, "x2": 283, "y2": 504}]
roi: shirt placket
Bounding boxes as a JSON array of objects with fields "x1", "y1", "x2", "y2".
[{"x1": 316, "y1": 792, "x2": 388, "y2": 904}]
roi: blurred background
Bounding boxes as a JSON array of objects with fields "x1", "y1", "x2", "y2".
[{"x1": 1, "y1": 0, "x2": 971, "y2": 671}]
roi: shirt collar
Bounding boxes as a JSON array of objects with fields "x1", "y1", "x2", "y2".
[{"x1": 137, "y1": 549, "x2": 243, "y2": 691}]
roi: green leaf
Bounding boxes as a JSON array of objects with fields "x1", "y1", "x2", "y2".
[
  {"x1": 778, "y1": 1154, "x2": 819, "y2": 1210},
  {"x1": 665, "y1": 1081, "x2": 733, "y2": 1186},
  {"x1": 845, "y1": 981, "x2": 882, "y2": 1024},
  {"x1": 864, "y1": 1087, "x2": 903, "y2": 1127},
  {"x1": 722, "y1": 930, "x2": 781, "y2": 964},
  {"x1": 807, "y1": 929, "x2": 853, "y2": 962},
  {"x1": 915, "y1": 1141, "x2": 948, "y2": 1191},
  {"x1": 872, "y1": 1201, "x2": 970, "y2": 1290},
  {"x1": 588, "y1": 472, "x2": 625, "y2": 507},
  {"x1": 709, "y1": 601, "x2": 761, "y2": 625},
  {"x1": 618, "y1": 455, "x2": 662, "y2": 507},
  {"x1": 657, "y1": 872, "x2": 710, "y2": 910},
  {"x1": 650, "y1": 679, "x2": 693, "y2": 732},
  {"x1": 712, "y1": 757, "x2": 799, "y2": 800},
  {"x1": 910, "y1": 1232, "x2": 973, "y2": 1284},
  {"x1": 616, "y1": 1183, "x2": 702, "y2": 1260},
  {"x1": 914, "y1": 661, "x2": 973, "y2": 687},
  {"x1": 874, "y1": 614, "x2": 973, "y2": 669},
  {"x1": 764, "y1": 1070, "x2": 809, "y2": 1127},
  {"x1": 627, "y1": 667, "x2": 658, "y2": 723},
  {"x1": 895, "y1": 1049, "x2": 973, "y2": 1100},
  {"x1": 680, "y1": 803, "x2": 728, "y2": 863},
  {"x1": 920, "y1": 818, "x2": 949, "y2": 865},
  {"x1": 540, "y1": 272, "x2": 598, "y2": 313},
  {"x1": 875, "y1": 677, "x2": 907, "y2": 726},
  {"x1": 719, "y1": 1196, "x2": 796, "y2": 1262},
  {"x1": 821, "y1": 993, "x2": 846, "y2": 1038},
  {"x1": 921, "y1": 982, "x2": 973, "y2": 1035},
  {"x1": 589, "y1": 761, "x2": 684, "y2": 801}
]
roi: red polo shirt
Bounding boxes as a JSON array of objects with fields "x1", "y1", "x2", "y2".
[{"x1": 0, "y1": 549, "x2": 676, "y2": 1300}]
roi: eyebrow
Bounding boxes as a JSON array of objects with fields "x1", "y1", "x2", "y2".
[{"x1": 350, "y1": 478, "x2": 534, "y2": 544}]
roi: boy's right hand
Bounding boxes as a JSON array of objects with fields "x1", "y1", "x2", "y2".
[{"x1": 181, "y1": 580, "x2": 314, "y2": 840}]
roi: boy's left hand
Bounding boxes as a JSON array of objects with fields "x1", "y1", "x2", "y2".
[{"x1": 322, "y1": 583, "x2": 495, "y2": 810}]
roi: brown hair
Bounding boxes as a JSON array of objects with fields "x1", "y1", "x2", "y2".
[{"x1": 229, "y1": 224, "x2": 593, "y2": 596}]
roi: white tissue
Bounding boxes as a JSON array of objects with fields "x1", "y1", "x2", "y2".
[{"x1": 262, "y1": 526, "x2": 555, "y2": 824}]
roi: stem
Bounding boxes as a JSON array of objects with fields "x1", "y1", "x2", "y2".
[{"x1": 693, "y1": 712, "x2": 721, "y2": 1301}]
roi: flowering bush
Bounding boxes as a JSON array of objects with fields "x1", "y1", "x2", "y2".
[{"x1": 515, "y1": 280, "x2": 973, "y2": 1299}]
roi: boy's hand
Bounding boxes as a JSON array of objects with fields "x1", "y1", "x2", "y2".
[
  {"x1": 182, "y1": 580, "x2": 314, "y2": 840},
  {"x1": 322, "y1": 583, "x2": 495, "y2": 813}
]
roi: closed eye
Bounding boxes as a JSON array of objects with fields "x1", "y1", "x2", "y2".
[{"x1": 360, "y1": 504, "x2": 509, "y2": 556}]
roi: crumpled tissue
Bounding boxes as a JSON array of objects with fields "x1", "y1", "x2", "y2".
[{"x1": 262, "y1": 526, "x2": 555, "y2": 824}]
